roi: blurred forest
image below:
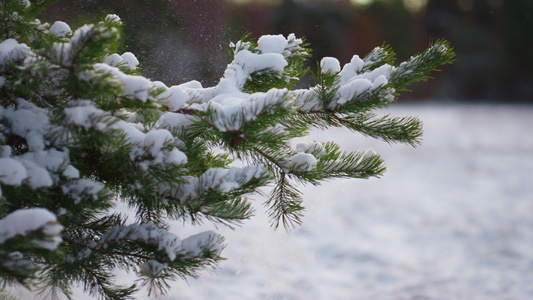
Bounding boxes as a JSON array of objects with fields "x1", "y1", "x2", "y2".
[{"x1": 40, "y1": 0, "x2": 533, "y2": 102}]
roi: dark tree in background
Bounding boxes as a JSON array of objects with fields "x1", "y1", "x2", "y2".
[
  {"x1": 273, "y1": 0, "x2": 351, "y2": 60},
  {"x1": 425, "y1": 0, "x2": 533, "y2": 101},
  {"x1": 40, "y1": 0, "x2": 532, "y2": 102}
]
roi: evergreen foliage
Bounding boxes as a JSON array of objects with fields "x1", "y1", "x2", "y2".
[{"x1": 0, "y1": 0, "x2": 454, "y2": 298}]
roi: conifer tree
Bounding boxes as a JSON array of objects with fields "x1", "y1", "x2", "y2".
[{"x1": 0, "y1": 0, "x2": 454, "y2": 298}]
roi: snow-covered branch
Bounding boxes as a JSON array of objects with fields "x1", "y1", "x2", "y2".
[{"x1": 0, "y1": 2, "x2": 454, "y2": 297}]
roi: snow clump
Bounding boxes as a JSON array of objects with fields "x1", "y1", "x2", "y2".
[
  {"x1": 156, "y1": 85, "x2": 188, "y2": 111},
  {"x1": 290, "y1": 152, "x2": 317, "y2": 171},
  {"x1": 0, "y1": 158, "x2": 27, "y2": 186},
  {"x1": 50, "y1": 21, "x2": 71, "y2": 37},
  {"x1": 257, "y1": 34, "x2": 288, "y2": 54},
  {"x1": 320, "y1": 57, "x2": 341, "y2": 74},
  {"x1": 0, "y1": 39, "x2": 31, "y2": 67},
  {"x1": 100, "y1": 222, "x2": 222, "y2": 261},
  {"x1": 295, "y1": 141, "x2": 326, "y2": 156},
  {"x1": 120, "y1": 52, "x2": 139, "y2": 70},
  {"x1": 0, "y1": 208, "x2": 63, "y2": 250},
  {"x1": 93, "y1": 63, "x2": 151, "y2": 101},
  {"x1": 177, "y1": 166, "x2": 265, "y2": 199}
]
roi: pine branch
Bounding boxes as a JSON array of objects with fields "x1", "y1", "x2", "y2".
[
  {"x1": 333, "y1": 112, "x2": 423, "y2": 146},
  {"x1": 389, "y1": 39, "x2": 456, "y2": 90},
  {"x1": 316, "y1": 142, "x2": 386, "y2": 179},
  {"x1": 361, "y1": 43, "x2": 396, "y2": 72},
  {"x1": 312, "y1": 62, "x2": 340, "y2": 110},
  {"x1": 266, "y1": 174, "x2": 304, "y2": 230},
  {"x1": 0, "y1": 1, "x2": 455, "y2": 295},
  {"x1": 82, "y1": 268, "x2": 137, "y2": 300},
  {"x1": 245, "y1": 146, "x2": 305, "y2": 229}
]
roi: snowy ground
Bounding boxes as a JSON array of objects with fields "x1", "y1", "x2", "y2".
[{"x1": 11, "y1": 103, "x2": 533, "y2": 299}]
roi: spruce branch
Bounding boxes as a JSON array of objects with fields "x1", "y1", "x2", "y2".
[
  {"x1": 316, "y1": 142, "x2": 386, "y2": 179},
  {"x1": 161, "y1": 166, "x2": 269, "y2": 227},
  {"x1": 333, "y1": 112, "x2": 423, "y2": 146},
  {"x1": 80, "y1": 267, "x2": 137, "y2": 300},
  {"x1": 266, "y1": 173, "x2": 305, "y2": 230},
  {"x1": 249, "y1": 146, "x2": 306, "y2": 229},
  {"x1": 0, "y1": 1, "x2": 456, "y2": 296},
  {"x1": 389, "y1": 39, "x2": 456, "y2": 90},
  {"x1": 361, "y1": 43, "x2": 396, "y2": 72}
]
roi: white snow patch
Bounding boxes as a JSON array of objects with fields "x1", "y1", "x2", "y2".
[
  {"x1": 339, "y1": 54, "x2": 365, "y2": 82},
  {"x1": 0, "y1": 39, "x2": 31, "y2": 66},
  {"x1": 62, "y1": 165, "x2": 80, "y2": 179},
  {"x1": 105, "y1": 14, "x2": 121, "y2": 23},
  {"x1": 178, "y1": 166, "x2": 265, "y2": 199},
  {"x1": 112, "y1": 120, "x2": 145, "y2": 146},
  {"x1": 25, "y1": 131, "x2": 45, "y2": 152},
  {"x1": 139, "y1": 259, "x2": 164, "y2": 276},
  {"x1": 203, "y1": 88, "x2": 288, "y2": 132},
  {"x1": 295, "y1": 141, "x2": 326, "y2": 156},
  {"x1": 373, "y1": 74, "x2": 388, "y2": 87},
  {"x1": 18, "y1": 159, "x2": 52, "y2": 188},
  {"x1": 50, "y1": 21, "x2": 71, "y2": 37},
  {"x1": 363, "y1": 147, "x2": 377, "y2": 158},
  {"x1": 120, "y1": 52, "x2": 139, "y2": 70},
  {"x1": 93, "y1": 63, "x2": 151, "y2": 102},
  {"x1": 101, "y1": 223, "x2": 222, "y2": 261},
  {"x1": 290, "y1": 152, "x2": 317, "y2": 171},
  {"x1": 0, "y1": 158, "x2": 27, "y2": 185},
  {"x1": 61, "y1": 178, "x2": 105, "y2": 204},
  {"x1": 64, "y1": 102, "x2": 107, "y2": 129},
  {"x1": 320, "y1": 57, "x2": 341, "y2": 74},
  {"x1": 3, "y1": 99, "x2": 50, "y2": 150},
  {"x1": 363, "y1": 64, "x2": 395, "y2": 82},
  {"x1": 0, "y1": 208, "x2": 62, "y2": 250},
  {"x1": 104, "y1": 53, "x2": 122, "y2": 66},
  {"x1": 165, "y1": 148, "x2": 187, "y2": 165},
  {"x1": 336, "y1": 78, "x2": 373, "y2": 104},
  {"x1": 257, "y1": 34, "x2": 288, "y2": 54},
  {"x1": 19, "y1": 148, "x2": 70, "y2": 175},
  {"x1": 234, "y1": 50, "x2": 287, "y2": 75},
  {"x1": 143, "y1": 129, "x2": 173, "y2": 156},
  {"x1": 180, "y1": 231, "x2": 223, "y2": 258},
  {"x1": 157, "y1": 85, "x2": 188, "y2": 111},
  {"x1": 157, "y1": 112, "x2": 196, "y2": 131}
]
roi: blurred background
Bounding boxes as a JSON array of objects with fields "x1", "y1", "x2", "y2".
[{"x1": 40, "y1": 0, "x2": 533, "y2": 102}]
